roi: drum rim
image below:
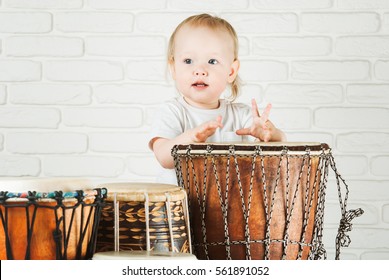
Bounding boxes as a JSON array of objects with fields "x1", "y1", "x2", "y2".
[
  {"x1": 98, "y1": 182, "x2": 186, "y2": 202},
  {"x1": 173, "y1": 142, "x2": 330, "y2": 155}
]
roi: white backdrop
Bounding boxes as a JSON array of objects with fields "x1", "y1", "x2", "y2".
[{"x1": 0, "y1": 0, "x2": 389, "y2": 259}]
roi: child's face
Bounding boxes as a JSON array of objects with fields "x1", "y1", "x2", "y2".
[{"x1": 170, "y1": 25, "x2": 239, "y2": 109}]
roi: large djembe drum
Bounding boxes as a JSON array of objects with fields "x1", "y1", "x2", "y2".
[
  {"x1": 0, "y1": 178, "x2": 106, "y2": 260},
  {"x1": 172, "y1": 142, "x2": 363, "y2": 260}
]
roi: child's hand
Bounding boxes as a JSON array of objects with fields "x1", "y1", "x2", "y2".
[
  {"x1": 191, "y1": 115, "x2": 223, "y2": 143},
  {"x1": 236, "y1": 99, "x2": 280, "y2": 142}
]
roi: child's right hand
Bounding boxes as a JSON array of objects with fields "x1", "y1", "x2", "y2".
[{"x1": 191, "y1": 115, "x2": 223, "y2": 142}]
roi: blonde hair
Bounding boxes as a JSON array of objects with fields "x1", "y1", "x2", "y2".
[{"x1": 167, "y1": 13, "x2": 241, "y2": 101}]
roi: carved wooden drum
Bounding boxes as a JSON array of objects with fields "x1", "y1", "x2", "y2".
[
  {"x1": 0, "y1": 178, "x2": 106, "y2": 260},
  {"x1": 95, "y1": 183, "x2": 191, "y2": 254},
  {"x1": 172, "y1": 143, "x2": 332, "y2": 260}
]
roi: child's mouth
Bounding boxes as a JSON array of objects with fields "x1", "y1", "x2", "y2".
[{"x1": 192, "y1": 82, "x2": 209, "y2": 88}]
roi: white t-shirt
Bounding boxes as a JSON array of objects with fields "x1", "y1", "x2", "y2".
[{"x1": 149, "y1": 96, "x2": 255, "y2": 184}]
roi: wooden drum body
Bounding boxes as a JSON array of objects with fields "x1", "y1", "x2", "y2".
[
  {"x1": 0, "y1": 178, "x2": 106, "y2": 260},
  {"x1": 95, "y1": 183, "x2": 191, "y2": 254},
  {"x1": 172, "y1": 143, "x2": 331, "y2": 260}
]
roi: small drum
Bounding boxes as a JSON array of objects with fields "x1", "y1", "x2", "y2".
[
  {"x1": 95, "y1": 183, "x2": 191, "y2": 254},
  {"x1": 172, "y1": 143, "x2": 331, "y2": 260},
  {"x1": 0, "y1": 178, "x2": 106, "y2": 260}
]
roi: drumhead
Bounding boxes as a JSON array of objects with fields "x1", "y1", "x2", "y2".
[
  {"x1": 92, "y1": 251, "x2": 197, "y2": 260},
  {"x1": 173, "y1": 142, "x2": 330, "y2": 156},
  {"x1": 97, "y1": 182, "x2": 186, "y2": 202}
]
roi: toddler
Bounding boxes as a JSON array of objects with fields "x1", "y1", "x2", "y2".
[{"x1": 149, "y1": 13, "x2": 286, "y2": 183}]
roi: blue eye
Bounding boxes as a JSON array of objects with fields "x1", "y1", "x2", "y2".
[
  {"x1": 208, "y1": 59, "x2": 218, "y2": 65},
  {"x1": 183, "y1": 59, "x2": 192, "y2": 64}
]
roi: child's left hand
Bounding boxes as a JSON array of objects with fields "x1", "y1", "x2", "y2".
[{"x1": 236, "y1": 99, "x2": 283, "y2": 142}]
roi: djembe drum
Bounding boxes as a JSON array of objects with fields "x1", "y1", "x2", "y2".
[
  {"x1": 0, "y1": 178, "x2": 106, "y2": 260},
  {"x1": 172, "y1": 142, "x2": 363, "y2": 260},
  {"x1": 95, "y1": 183, "x2": 191, "y2": 254}
]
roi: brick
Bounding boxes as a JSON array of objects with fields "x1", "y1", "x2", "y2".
[
  {"x1": 63, "y1": 107, "x2": 143, "y2": 128},
  {"x1": 315, "y1": 107, "x2": 389, "y2": 129},
  {"x1": 268, "y1": 108, "x2": 311, "y2": 129},
  {"x1": 135, "y1": 13, "x2": 193, "y2": 33},
  {"x1": 375, "y1": 60, "x2": 389, "y2": 80},
  {"x1": 0, "y1": 85, "x2": 6, "y2": 104},
  {"x1": 239, "y1": 60, "x2": 288, "y2": 81},
  {"x1": 331, "y1": 155, "x2": 368, "y2": 177},
  {"x1": 238, "y1": 37, "x2": 250, "y2": 56},
  {"x1": 338, "y1": 0, "x2": 389, "y2": 9},
  {"x1": 232, "y1": 84, "x2": 263, "y2": 104},
  {"x1": 4, "y1": 0, "x2": 83, "y2": 9},
  {"x1": 7, "y1": 132, "x2": 87, "y2": 154},
  {"x1": 324, "y1": 202, "x2": 377, "y2": 225},
  {"x1": 126, "y1": 60, "x2": 167, "y2": 82},
  {"x1": 325, "y1": 180, "x2": 389, "y2": 201},
  {"x1": 94, "y1": 84, "x2": 176, "y2": 105},
  {"x1": 252, "y1": 36, "x2": 331, "y2": 56},
  {"x1": 284, "y1": 132, "x2": 333, "y2": 146},
  {"x1": 337, "y1": 132, "x2": 389, "y2": 153},
  {"x1": 0, "y1": 156, "x2": 40, "y2": 176},
  {"x1": 0, "y1": 108, "x2": 60, "y2": 128},
  {"x1": 55, "y1": 12, "x2": 134, "y2": 33},
  {"x1": 9, "y1": 84, "x2": 91, "y2": 105},
  {"x1": 336, "y1": 36, "x2": 389, "y2": 57},
  {"x1": 384, "y1": 13, "x2": 389, "y2": 33},
  {"x1": 301, "y1": 13, "x2": 379, "y2": 33},
  {"x1": 371, "y1": 156, "x2": 389, "y2": 176},
  {"x1": 5, "y1": 36, "x2": 83, "y2": 57},
  {"x1": 0, "y1": 12, "x2": 52, "y2": 33},
  {"x1": 45, "y1": 60, "x2": 123, "y2": 82},
  {"x1": 43, "y1": 156, "x2": 125, "y2": 177},
  {"x1": 89, "y1": 132, "x2": 150, "y2": 153},
  {"x1": 266, "y1": 84, "x2": 343, "y2": 104},
  {"x1": 252, "y1": 0, "x2": 332, "y2": 9},
  {"x1": 0, "y1": 134, "x2": 3, "y2": 151},
  {"x1": 292, "y1": 61, "x2": 370, "y2": 81},
  {"x1": 88, "y1": 0, "x2": 166, "y2": 9},
  {"x1": 222, "y1": 13, "x2": 298, "y2": 34},
  {"x1": 341, "y1": 228, "x2": 389, "y2": 248},
  {"x1": 85, "y1": 36, "x2": 165, "y2": 57},
  {"x1": 347, "y1": 84, "x2": 389, "y2": 104},
  {"x1": 383, "y1": 204, "x2": 389, "y2": 223},
  {"x1": 169, "y1": 0, "x2": 248, "y2": 10},
  {"x1": 0, "y1": 60, "x2": 41, "y2": 82},
  {"x1": 126, "y1": 155, "x2": 160, "y2": 177}
]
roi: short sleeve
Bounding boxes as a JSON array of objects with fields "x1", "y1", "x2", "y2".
[{"x1": 148, "y1": 101, "x2": 184, "y2": 150}]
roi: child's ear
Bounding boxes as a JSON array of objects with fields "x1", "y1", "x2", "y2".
[{"x1": 228, "y1": 59, "x2": 240, "y2": 83}]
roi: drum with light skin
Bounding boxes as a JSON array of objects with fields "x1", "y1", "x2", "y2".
[
  {"x1": 95, "y1": 183, "x2": 192, "y2": 255},
  {"x1": 0, "y1": 178, "x2": 106, "y2": 260},
  {"x1": 172, "y1": 142, "x2": 332, "y2": 260}
]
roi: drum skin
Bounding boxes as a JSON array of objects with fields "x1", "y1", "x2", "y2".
[
  {"x1": 173, "y1": 143, "x2": 329, "y2": 260},
  {"x1": 95, "y1": 183, "x2": 190, "y2": 254}
]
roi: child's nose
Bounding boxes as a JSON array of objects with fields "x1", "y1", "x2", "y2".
[{"x1": 194, "y1": 67, "x2": 208, "y2": 76}]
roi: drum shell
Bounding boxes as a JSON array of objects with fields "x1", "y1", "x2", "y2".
[
  {"x1": 174, "y1": 143, "x2": 328, "y2": 260},
  {"x1": 95, "y1": 183, "x2": 190, "y2": 253},
  {"x1": 0, "y1": 196, "x2": 97, "y2": 260}
]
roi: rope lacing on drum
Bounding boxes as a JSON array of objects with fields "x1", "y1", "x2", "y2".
[
  {"x1": 329, "y1": 153, "x2": 364, "y2": 260},
  {"x1": 211, "y1": 146, "x2": 231, "y2": 259}
]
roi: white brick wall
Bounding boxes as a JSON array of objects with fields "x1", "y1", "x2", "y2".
[{"x1": 0, "y1": 0, "x2": 388, "y2": 260}]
